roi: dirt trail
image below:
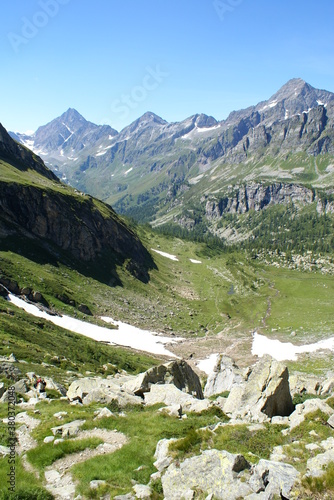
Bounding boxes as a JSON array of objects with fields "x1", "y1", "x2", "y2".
[
  {"x1": 44, "y1": 428, "x2": 127, "y2": 500},
  {"x1": 14, "y1": 410, "x2": 127, "y2": 499}
]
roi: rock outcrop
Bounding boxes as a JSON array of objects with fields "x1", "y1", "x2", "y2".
[
  {"x1": 204, "y1": 355, "x2": 244, "y2": 398},
  {"x1": 123, "y1": 360, "x2": 204, "y2": 399},
  {"x1": 0, "y1": 122, "x2": 154, "y2": 282},
  {"x1": 162, "y1": 450, "x2": 252, "y2": 500},
  {"x1": 223, "y1": 356, "x2": 295, "y2": 421},
  {"x1": 66, "y1": 377, "x2": 142, "y2": 407},
  {"x1": 205, "y1": 182, "x2": 315, "y2": 219}
]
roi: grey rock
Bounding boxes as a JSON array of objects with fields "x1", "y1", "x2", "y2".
[
  {"x1": 0, "y1": 445, "x2": 10, "y2": 456},
  {"x1": 223, "y1": 356, "x2": 294, "y2": 422},
  {"x1": 204, "y1": 355, "x2": 243, "y2": 398},
  {"x1": 0, "y1": 382, "x2": 5, "y2": 399},
  {"x1": 145, "y1": 384, "x2": 211, "y2": 413},
  {"x1": 249, "y1": 460, "x2": 300, "y2": 499},
  {"x1": 67, "y1": 377, "x2": 142, "y2": 407},
  {"x1": 90, "y1": 480, "x2": 106, "y2": 489},
  {"x1": 94, "y1": 407, "x2": 114, "y2": 419},
  {"x1": 154, "y1": 438, "x2": 177, "y2": 472},
  {"x1": 44, "y1": 377, "x2": 67, "y2": 396},
  {"x1": 307, "y1": 448, "x2": 334, "y2": 478},
  {"x1": 162, "y1": 449, "x2": 252, "y2": 500},
  {"x1": 123, "y1": 360, "x2": 203, "y2": 399},
  {"x1": 328, "y1": 414, "x2": 334, "y2": 429},
  {"x1": 286, "y1": 398, "x2": 334, "y2": 431},
  {"x1": 133, "y1": 484, "x2": 152, "y2": 498},
  {"x1": 43, "y1": 436, "x2": 55, "y2": 444},
  {"x1": 321, "y1": 376, "x2": 334, "y2": 395},
  {"x1": 51, "y1": 419, "x2": 85, "y2": 437},
  {"x1": 13, "y1": 379, "x2": 29, "y2": 394}
]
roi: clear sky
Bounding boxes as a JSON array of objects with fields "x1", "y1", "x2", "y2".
[{"x1": 1, "y1": 0, "x2": 333, "y2": 133}]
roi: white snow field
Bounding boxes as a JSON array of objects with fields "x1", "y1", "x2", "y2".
[
  {"x1": 252, "y1": 331, "x2": 334, "y2": 361},
  {"x1": 8, "y1": 294, "x2": 182, "y2": 358},
  {"x1": 151, "y1": 249, "x2": 179, "y2": 261}
]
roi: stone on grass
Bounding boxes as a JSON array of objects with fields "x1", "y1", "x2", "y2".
[
  {"x1": 204, "y1": 355, "x2": 243, "y2": 398},
  {"x1": 286, "y1": 398, "x2": 334, "y2": 431},
  {"x1": 0, "y1": 445, "x2": 10, "y2": 456},
  {"x1": 44, "y1": 436, "x2": 55, "y2": 444},
  {"x1": 327, "y1": 414, "x2": 334, "y2": 429},
  {"x1": 223, "y1": 356, "x2": 294, "y2": 422},
  {"x1": 306, "y1": 449, "x2": 334, "y2": 478},
  {"x1": 90, "y1": 480, "x2": 106, "y2": 489},
  {"x1": 249, "y1": 460, "x2": 300, "y2": 498},
  {"x1": 123, "y1": 360, "x2": 203, "y2": 399},
  {"x1": 51, "y1": 419, "x2": 85, "y2": 437},
  {"x1": 67, "y1": 377, "x2": 142, "y2": 407},
  {"x1": 154, "y1": 438, "x2": 177, "y2": 472},
  {"x1": 133, "y1": 484, "x2": 152, "y2": 499},
  {"x1": 94, "y1": 407, "x2": 114, "y2": 419},
  {"x1": 162, "y1": 449, "x2": 252, "y2": 500}
]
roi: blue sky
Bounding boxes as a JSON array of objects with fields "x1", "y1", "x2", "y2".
[{"x1": 1, "y1": 0, "x2": 334, "y2": 133}]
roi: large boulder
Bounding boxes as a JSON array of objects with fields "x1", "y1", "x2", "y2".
[
  {"x1": 223, "y1": 356, "x2": 295, "y2": 422},
  {"x1": 306, "y1": 437, "x2": 334, "y2": 478},
  {"x1": 154, "y1": 438, "x2": 178, "y2": 472},
  {"x1": 204, "y1": 355, "x2": 244, "y2": 398},
  {"x1": 247, "y1": 460, "x2": 300, "y2": 499},
  {"x1": 67, "y1": 377, "x2": 142, "y2": 407},
  {"x1": 144, "y1": 384, "x2": 211, "y2": 414},
  {"x1": 162, "y1": 449, "x2": 252, "y2": 500},
  {"x1": 123, "y1": 360, "x2": 203, "y2": 399},
  {"x1": 286, "y1": 398, "x2": 334, "y2": 431}
]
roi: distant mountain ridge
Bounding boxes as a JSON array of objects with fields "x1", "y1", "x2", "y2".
[{"x1": 9, "y1": 78, "x2": 334, "y2": 238}]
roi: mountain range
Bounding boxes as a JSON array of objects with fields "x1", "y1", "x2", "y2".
[
  {"x1": 10, "y1": 78, "x2": 334, "y2": 241},
  {"x1": 0, "y1": 122, "x2": 153, "y2": 284}
]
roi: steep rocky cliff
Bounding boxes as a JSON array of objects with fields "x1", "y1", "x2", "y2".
[
  {"x1": 0, "y1": 123, "x2": 154, "y2": 282},
  {"x1": 205, "y1": 183, "x2": 318, "y2": 218}
]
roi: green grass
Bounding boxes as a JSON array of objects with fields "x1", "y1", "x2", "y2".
[
  {"x1": 0, "y1": 457, "x2": 53, "y2": 500},
  {"x1": 71, "y1": 404, "x2": 229, "y2": 498},
  {"x1": 27, "y1": 437, "x2": 104, "y2": 470},
  {"x1": 169, "y1": 422, "x2": 285, "y2": 464}
]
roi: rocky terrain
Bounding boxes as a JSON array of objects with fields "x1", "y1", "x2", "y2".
[
  {"x1": 1, "y1": 351, "x2": 334, "y2": 499},
  {"x1": 1, "y1": 122, "x2": 154, "y2": 283},
  {"x1": 10, "y1": 79, "x2": 334, "y2": 234}
]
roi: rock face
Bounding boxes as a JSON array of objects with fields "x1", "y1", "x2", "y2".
[
  {"x1": 66, "y1": 377, "x2": 142, "y2": 407},
  {"x1": 144, "y1": 384, "x2": 211, "y2": 414},
  {"x1": 204, "y1": 355, "x2": 243, "y2": 398},
  {"x1": 123, "y1": 360, "x2": 204, "y2": 399},
  {"x1": 0, "y1": 122, "x2": 154, "y2": 283},
  {"x1": 249, "y1": 460, "x2": 300, "y2": 499},
  {"x1": 162, "y1": 449, "x2": 252, "y2": 500},
  {"x1": 205, "y1": 182, "x2": 315, "y2": 219},
  {"x1": 223, "y1": 356, "x2": 295, "y2": 421}
]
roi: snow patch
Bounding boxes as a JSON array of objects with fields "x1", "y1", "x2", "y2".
[
  {"x1": 151, "y1": 249, "x2": 179, "y2": 261},
  {"x1": 189, "y1": 174, "x2": 204, "y2": 185},
  {"x1": 260, "y1": 99, "x2": 278, "y2": 112},
  {"x1": 7, "y1": 294, "x2": 181, "y2": 358},
  {"x1": 252, "y1": 332, "x2": 334, "y2": 361},
  {"x1": 96, "y1": 151, "x2": 107, "y2": 157},
  {"x1": 196, "y1": 353, "x2": 219, "y2": 375},
  {"x1": 124, "y1": 167, "x2": 133, "y2": 175},
  {"x1": 189, "y1": 259, "x2": 202, "y2": 264},
  {"x1": 196, "y1": 125, "x2": 221, "y2": 133}
]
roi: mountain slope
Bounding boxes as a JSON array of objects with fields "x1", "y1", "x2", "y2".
[
  {"x1": 1, "y1": 122, "x2": 154, "y2": 283},
  {"x1": 10, "y1": 79, "x2": 334, "y2": 235}
]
